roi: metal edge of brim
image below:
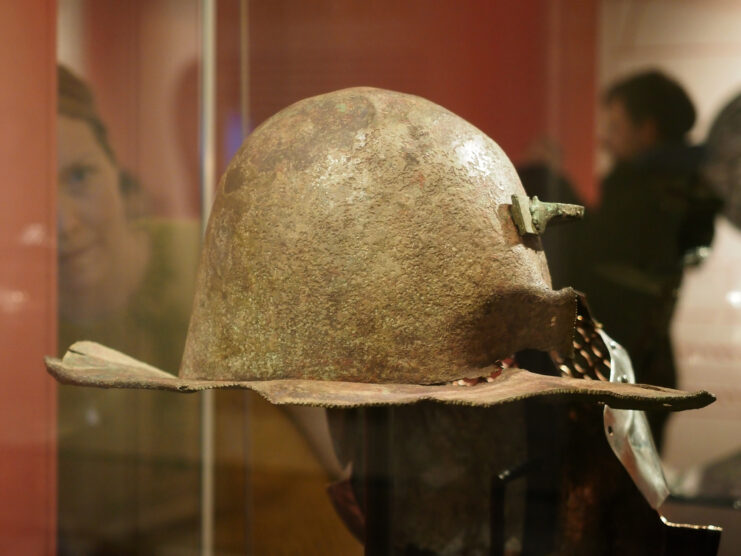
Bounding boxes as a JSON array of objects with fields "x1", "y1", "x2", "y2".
[{"x1": 44, "y1": 343, "x2": 716, "y2": 410}]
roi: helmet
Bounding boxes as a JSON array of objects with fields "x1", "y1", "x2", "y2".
[
  {"x1": 182, "y1": 86, "x2": 577, "y2": 384},
  {"x1": 47, "y1": 87, "x2": 710, "y2": 412},
  {"x1": 47, "y1": 86, "x2": 720, "y2": 554}
]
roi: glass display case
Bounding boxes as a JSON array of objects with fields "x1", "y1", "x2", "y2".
[{"x1": 2, "y1": 0, "x2": 741, "y2": 554}]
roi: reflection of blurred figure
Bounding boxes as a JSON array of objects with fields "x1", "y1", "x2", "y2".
[
  {"x1": 571, "y1": 71, "x2": 722, "y2": 447},
  {"x1": 57, "y1": 65, "x2": 202, "y2": 555},
  {"x1": 519, "y1": 71, "x2": 722, "y2": 448}
]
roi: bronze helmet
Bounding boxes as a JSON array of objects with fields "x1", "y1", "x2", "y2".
[
  {"x1": 48, "y1": 87, "x2": 710, "y2": 412},
  {"x1": 48, "y1": 87, "x2": 719, "y2": 553}
]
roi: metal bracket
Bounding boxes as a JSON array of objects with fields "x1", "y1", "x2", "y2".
[{"x1": 510, "y1": 194, "x2": 584, "y2": 236}]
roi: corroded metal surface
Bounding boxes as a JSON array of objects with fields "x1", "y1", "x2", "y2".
[
  {"x1": 45, "y1": 342, "x2": 715, "y2": 410},
  {"x1": 180, "y1": 87, "x2": 576, "y2": 385},
  {"x1": 46, "y1": 87, "x2": 718, "y2": 413},
  {"x1": 554, "y1": 309, "x2": 612, "y2": 381}
]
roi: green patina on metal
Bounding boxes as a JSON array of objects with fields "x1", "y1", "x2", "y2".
[{"x1": 510, "y1": 194, "x2": 585, "y2": 236}]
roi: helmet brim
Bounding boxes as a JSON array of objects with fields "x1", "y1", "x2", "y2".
[{"x1": 45, "y1": 341, "x2": 714, "y2": 411}]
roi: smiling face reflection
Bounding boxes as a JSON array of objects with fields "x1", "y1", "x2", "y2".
[{"x1": 58, "y1": 114, "x2": 148, "y2": 322}]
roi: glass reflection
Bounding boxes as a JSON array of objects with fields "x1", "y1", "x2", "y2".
[
  {"x1": 58, "y1": 69, "x2": 149, "y2": 325},
  {"x1": 56, "y1": 65, "x2": 201, "y2": 555}
]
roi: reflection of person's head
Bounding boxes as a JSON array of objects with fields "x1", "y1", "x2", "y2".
[
  {"x1": 601, "y1": 70, "x2": 695, "y2": 163},
  {"x1": 58, "y1": 65, "x2": 149, "y2": 323}
]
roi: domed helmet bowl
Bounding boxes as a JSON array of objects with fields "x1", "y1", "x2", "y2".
[{"x1": 46, "y1": 87, "x2": 720, "y2": 554}]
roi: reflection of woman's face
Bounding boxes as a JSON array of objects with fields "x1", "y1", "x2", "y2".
[
  {"x1": 58, "y1": 114, "x2": 148, "y2": 322},
  {"x1": 58, "y1": 114, "x2": 126, "y2": 294}
]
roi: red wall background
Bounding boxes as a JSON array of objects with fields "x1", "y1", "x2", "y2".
[
  {"x1": 0, "y1": 0, "x2": 58, "y2": 554},
  {"x1": 82, "y1": 1, "x2": 202, "y2": 218}
]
